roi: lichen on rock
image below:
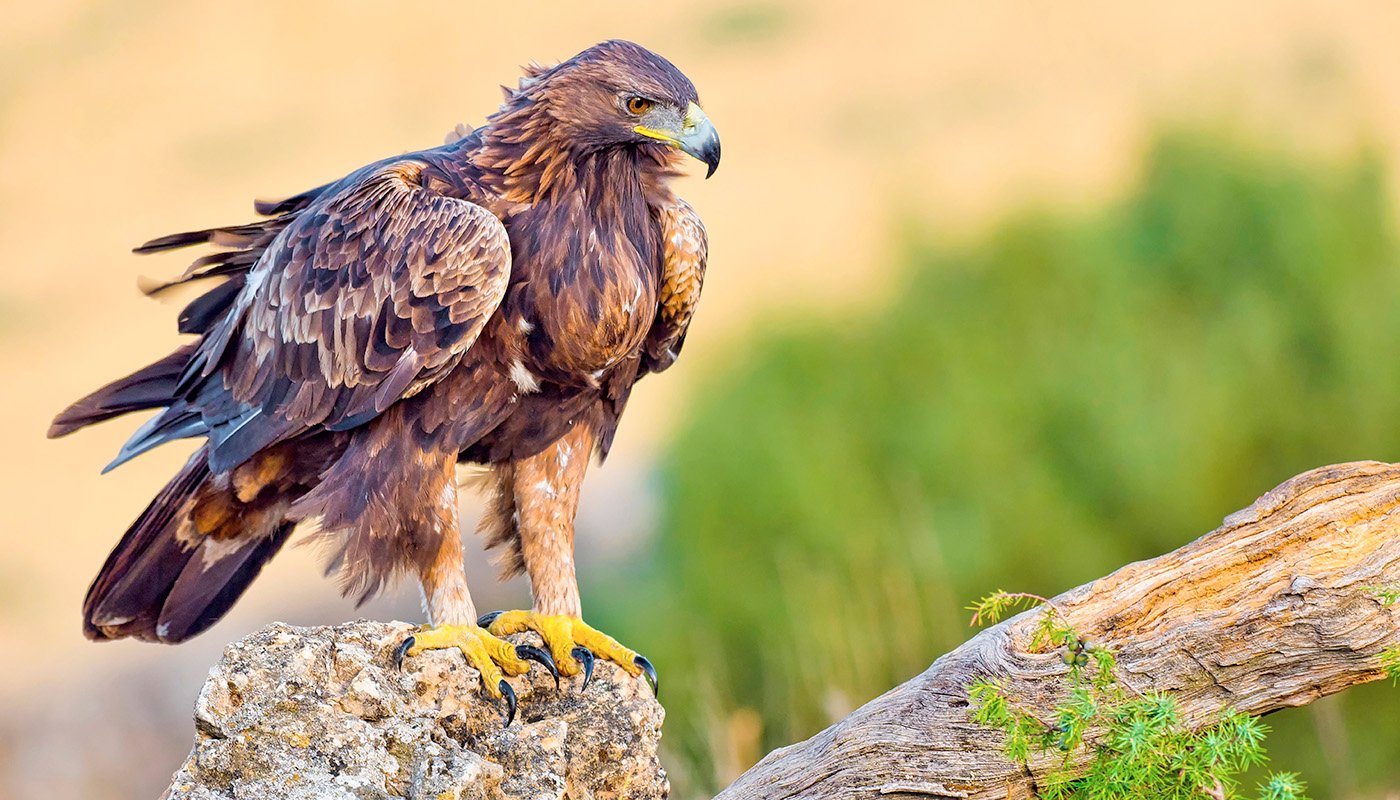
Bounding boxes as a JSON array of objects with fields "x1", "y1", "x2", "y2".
[{"x1": 161, "y1": 621, "x2": 667, "y2": 800}]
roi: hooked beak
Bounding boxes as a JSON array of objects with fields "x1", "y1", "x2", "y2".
[{"x1": 636, "y1": 102, "x2": 722, "y2": 178}]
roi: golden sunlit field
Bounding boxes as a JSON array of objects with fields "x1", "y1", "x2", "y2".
[{"x1": 3, "y1": 2, "x2": 1400, "y2": 798}]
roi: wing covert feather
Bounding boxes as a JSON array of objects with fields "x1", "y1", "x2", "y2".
[
  {"x1": 643, "y1": 197, "x2": 707, "y2": 373},
  {"x1": 204, "y1": 160, "x2": 510, "y2": 451}
]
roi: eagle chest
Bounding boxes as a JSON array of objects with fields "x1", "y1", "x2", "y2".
[{"x1": 508, "y1": 210, "x2": 660, "y2": 379}]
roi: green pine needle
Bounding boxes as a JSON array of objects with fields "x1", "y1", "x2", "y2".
[
  {"x1": 964, "y1": 589, "x2": 1304, "y2": 799},
  {"x1": 1381, "y1": 646, "x2": 1400, "y2": 685},
  {"x1": 1367, "y1": 585, "x2": 1400, "y2": 608},
  {"x1": 1257, "y1": 772, "x2": 1308, "y2": 800}
]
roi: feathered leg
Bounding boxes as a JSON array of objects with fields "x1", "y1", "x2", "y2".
[
  {"x1": 392, "y1": 460, "x2": 556, "y2": 724},
  {"x1": 477, "y1": 421, "x2": 657, "y2": 696},
  {"x1": 416, "y1": 500, "x2": 479, "y2": 626}
]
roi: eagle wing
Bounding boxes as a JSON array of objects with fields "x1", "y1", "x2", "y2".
[
  {"x1": 597, "y1": 196, "x2": 707, "y2": 458},
  {"x1": 112, "y1": 159, "x2": 512, "y2": 473},
  {"x1": 643, "y1": 196, "x2": 708, "y2": 374}
]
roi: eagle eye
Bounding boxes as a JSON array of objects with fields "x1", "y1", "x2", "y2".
[{"x1": 625, "y1": 96, "x2": 654, "y2": 115}]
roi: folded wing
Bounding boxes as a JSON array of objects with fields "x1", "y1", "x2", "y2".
[
  {"x1": 110, "y1": 159, "x2": 512, "y2": 473},
  {"x1": 643, "y1": 196, "x2": 708, "y2": 374}
]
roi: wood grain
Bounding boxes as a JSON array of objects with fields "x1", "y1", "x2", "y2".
[{"x1": 718, "y1": 461, "x2": 1400, "y2": 799}]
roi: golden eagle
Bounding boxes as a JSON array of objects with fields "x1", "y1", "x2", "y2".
[{"x1": 50, "y1": 40, "x2": 719, "y2": 723}]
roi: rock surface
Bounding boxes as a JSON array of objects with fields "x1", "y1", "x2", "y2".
[{"x1": 161, "y1": 621, "x2": 667, "y2": 800}]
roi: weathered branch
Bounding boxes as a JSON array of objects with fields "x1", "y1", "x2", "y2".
[{"x1": 718, "y1": 461, "x2": 1400, "y2": 799}]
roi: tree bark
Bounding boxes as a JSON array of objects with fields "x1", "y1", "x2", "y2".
[{"x1": 717, "y1": 461, "x2": 1400, "y2": 799}]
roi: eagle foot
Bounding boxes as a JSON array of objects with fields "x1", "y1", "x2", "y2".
[
  {"x1": 478, "y1": 610, "x2": 659, "y2": 698},
  {"x1": 392, "y1": 623, "x2": 557, "y2": 725}
]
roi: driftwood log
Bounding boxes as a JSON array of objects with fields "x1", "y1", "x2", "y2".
[{"x1": 718, "y1": 461, "x2": 1400, "y2": 799}]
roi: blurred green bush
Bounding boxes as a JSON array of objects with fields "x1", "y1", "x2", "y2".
[{"x1": 592, "y1": 131, "x2": 1400, "y2": 796}]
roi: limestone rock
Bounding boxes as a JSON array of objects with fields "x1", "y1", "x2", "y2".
[{"x1": 161, "y1": 621, "x2": 667, "y2": 800}]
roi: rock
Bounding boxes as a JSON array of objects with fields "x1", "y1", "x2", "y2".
[{"x1": 161, "y1": 621, "x2": 668, "y2": 800}]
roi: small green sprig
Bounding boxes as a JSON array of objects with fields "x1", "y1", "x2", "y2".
[
  {"x1": 965, "y1": 591, "x2": 1308, "y2": 799},
  {"x1": 1367, "y1": 585, "x2": 1400, "y2": 684},
  {"x1": 1257, "y1": 773, "x2": 1308, "y2": 800},
  {"x1": 1367, "y1": 585, "x2": 1400, "y2": 608},
  {"x1": 967, "y1": 590, "x2": 1059, "y2": 628},
  {"x1": 1381, "y1": 647, "x2": 1400, "y2": 685}
]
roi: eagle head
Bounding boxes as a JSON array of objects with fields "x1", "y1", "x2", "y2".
[{"x1": 514, "y1": 40, "x2": 722, "y2": 178}]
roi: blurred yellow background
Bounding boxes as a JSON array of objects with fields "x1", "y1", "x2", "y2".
[{"x1": 3, "y1": 2, "x2": 1400, "y2": 798}]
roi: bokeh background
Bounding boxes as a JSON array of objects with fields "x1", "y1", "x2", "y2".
[{"x1": 4, "y1": 1, "x2": 1400, "y2": 798}]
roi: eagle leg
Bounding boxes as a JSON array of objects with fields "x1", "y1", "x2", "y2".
[
  {"x1": 474, "y1": 422, "x2": 659, "y2": 697},
  {"x1": 477, "y1": 610, "x2": 659, "y2": 698},
  {"x1": 392, "y1": 474, "x2": 557, "y2": 725}
]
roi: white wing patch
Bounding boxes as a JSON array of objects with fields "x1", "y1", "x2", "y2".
[{"x1": 509, "y1": 359, "x2": 541, "y2": 393}]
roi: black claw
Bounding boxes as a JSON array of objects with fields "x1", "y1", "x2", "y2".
[
  {"x1": 499, "y1": 679, "x2": 518, "y2": 727},
  {"x1": 477, "y1": 610, "x2": 503, "y2": 628},
  {"x1": 572, "y1": 646, "x2": 596, "y2": 691},
  {"x1": 516, "y1": 644, "x2": 559, "y2": 689},
  {"x1": 393, "y1": 636, "x2": 415, "y2": 670},
  {"x1": 635, "y1": 655, "x2": 659, "y2": 698}
]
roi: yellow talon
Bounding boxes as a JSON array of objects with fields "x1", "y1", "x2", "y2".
[
  {"x1": 392, "y1": 623, "x2": 560, "y2": 723},
  {"x1": 399, "y1": 624, "x2": 511, "y2": 692},
  {"x1": 481, "y1": 611, "x2": 644, "y2": 680}
]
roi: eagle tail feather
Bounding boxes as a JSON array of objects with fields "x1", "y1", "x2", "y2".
[
  {"x1": 84, "y1": 446, "x2": 298, "y2": 643},
  {"x1": 153, "y1": 521, "x2": 294, "y2": 643},
  {"x1": 83, "y1": 450, "x2": 209, "y2": 641}
]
